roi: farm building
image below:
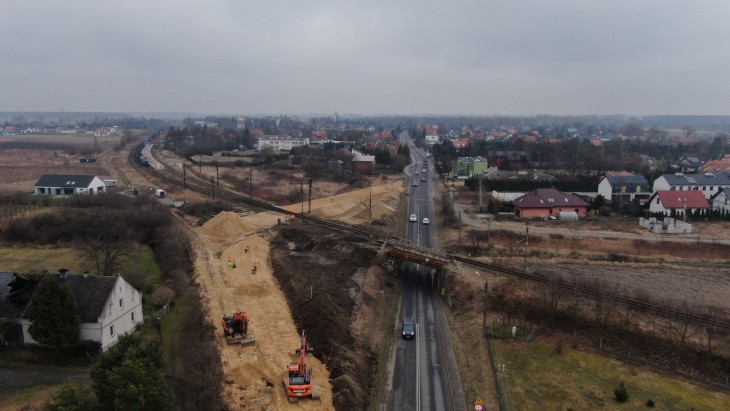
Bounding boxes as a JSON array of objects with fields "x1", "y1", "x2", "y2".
[
  {"x1": 34, "y1": 174, "x2": 107, "y2": 196},
  {"x1": 352, "y1": 155, "x2": 376, "y2": 173},
  {"x1": 513, "y1": 188, "x2": 590, "y2": 220},
  {"x1": 0, "y1": 271, "x2": 143, "y2": 352}
]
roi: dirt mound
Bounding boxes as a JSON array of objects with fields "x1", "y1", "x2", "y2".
[
  {"x1": 270, "y1": 224, "x2": 383, "y2": 411},
  {"x1": 200, "y1": 211, "x2": 256, "y2": 238}
]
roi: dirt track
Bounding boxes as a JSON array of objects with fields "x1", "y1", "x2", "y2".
[{"x1": 192, "y1": 179, "x2": 404, "y2": 410}]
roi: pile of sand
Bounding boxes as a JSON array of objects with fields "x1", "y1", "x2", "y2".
[{"x1": 200, "y1": 211, "x2": 257, "y2": 238}]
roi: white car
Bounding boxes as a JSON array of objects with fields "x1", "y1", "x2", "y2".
[
  {"x1": 422, "y1": 218, "x2": 430, "y2": 225},
  {"x1": 409, "y1": 214, "x2": 417, "y2": 222}
]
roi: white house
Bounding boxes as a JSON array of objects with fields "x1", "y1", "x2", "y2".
[
  {"x1": 257, "y1": 135, "x2": 309, "y2": 152},
  {"x1": 0, "y1": 271, "x2": 143, "y2": 352},
  {"x1": 652, "y1": 172, "x2": 730, "y2": 200},
  {"x1": 710, "y1": 187, "x2": 730, "y2": 215},
  {"x1": 34, "y1": 174, "x2": 107, "y2": 196},
  {"x1": 597, "y1": 174, "x2": 652, "y2": 204},
  {"x1": 648, "y1": 190, "x2": 711, "y2": 216},
  {"x1": 424, "y1": 135, "x2": 439, "y2": 146}
]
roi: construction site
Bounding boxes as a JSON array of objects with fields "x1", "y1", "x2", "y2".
[{"x1": 191, "y1": 177, "x2": 404, "y2": 410}]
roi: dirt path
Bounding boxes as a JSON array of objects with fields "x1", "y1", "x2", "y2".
[{"x1": 189, "y1": 179, "x2": 405, "y2": 410}]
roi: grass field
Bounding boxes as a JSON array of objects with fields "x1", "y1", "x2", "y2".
[{"x1": 492, "y1": 339, "x2": 730, "y2": 411}]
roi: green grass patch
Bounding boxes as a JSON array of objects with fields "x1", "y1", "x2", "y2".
[
  {"x1": 0, "y1": 247, "x2": 87, "y2": 274},
  {"x1": 158, "y1": 296, "x2": 190, "y2": 376},
  {"x1": 492, "y1": 338, "x2": 730, "y2": 411},
  {"x1": 0, "y1": 383, "x2": 60, "y2": 406}
]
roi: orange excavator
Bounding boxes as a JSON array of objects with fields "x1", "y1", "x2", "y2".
[
  {"x1": 220, "y1": 312, "x2": 255, "y2": 347},
  {"x1": 283, "y1": 330, "x2": 319, "y2": 402}
]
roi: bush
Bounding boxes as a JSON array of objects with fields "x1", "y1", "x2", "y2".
[
  {"x1": 614, "y1": 381, "x2": 629, "y2": 402},
  {"x1": 646, "y1": 399, "x2": 655, "y2": 407},
  {"x1": 151, "y1": 287, "x2": 175, "y2": 307}
]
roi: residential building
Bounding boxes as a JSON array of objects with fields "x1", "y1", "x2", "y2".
[
  {"x1": 257, "y1": 136, "x2": 309, "y2": 152},
  {"x1": 710, "y1": 188, "x2": 730, "y2": 215},
  {"x1": 597, "y1": 174, "x2": 652, "y2": 204},
  {"x1": 513, "y1": 188, "x2": 590, "y2": 219},
  {"x1": 0, "y1": 271, "x2": 143, "y2": 352},
  {"x1": 652, "y1": 172, "x2": 730, "y2": 200},
  {"x1": 34, "y1": 174, "x2": 107, "y2": 196},
  {"x1": 648, "y1": 190, "x2": 710, "y2": 216},
  {"x1": 454, "y1": 157, "x2": 488, "y2": 177}
]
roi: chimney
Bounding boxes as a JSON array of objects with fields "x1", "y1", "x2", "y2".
[{"x1": 59, "y1": 268, "x2": 69, "y2": 280}]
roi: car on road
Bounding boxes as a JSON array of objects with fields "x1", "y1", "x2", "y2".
[
  {"x1": 412, "y1": 182, "x2": 418, "y2": 187},
  {"x1": 422, "y1": 168, "x2": 427, "y2": 173},
  {"x1": 414, "y1": 170, "x2": 419, "y2": 175},
  {"x1": 402, "y1": 317, "x2": 415, "y2": 339},
  {"x1": 422, "y1": 218, "x2": 429, "y2": 225},
  {"x1": 421, "y1": 177, "x2": 426, "y2": 182},
  {"x1": 409, "y1": 214, "x2": 417, "y2": 222}
]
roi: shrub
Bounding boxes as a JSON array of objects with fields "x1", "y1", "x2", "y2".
[
  {"x1": 614, "y1": 381, "x2": 629, "y2": 402},
  {"x1": 646, "y1": 399, "x2": 655, "y2": 407},
  {"x1": 152, "y1": 287, "x2": 175, "y2": 307}
]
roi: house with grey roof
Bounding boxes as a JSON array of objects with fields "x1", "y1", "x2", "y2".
[
  {"x1": 652, "y1": 172, "x2": 730, "y2": 200},
  {"x1": 710, "y1": 187, "x2": 730, "y2": 215},
  {"x1": 34, "y1": 174, "x2": 107, "y2": 196},
  {"x1": 598, "y1": 175, "x2": 652, "y2": 205},
  {"x1": 0, "y1": 271, "x2": 142, "y2": 352}
]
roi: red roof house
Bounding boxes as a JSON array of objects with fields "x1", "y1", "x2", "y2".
[
  {"x1": 513, "y1": 188, "x2": 590, "y2": 219},
  {"x1": 648, "y1": 190, "x2": 710, "y2": 216}
]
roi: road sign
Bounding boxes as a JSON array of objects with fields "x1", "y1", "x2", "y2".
[{"x1": 474, "y1": 397, "x2": 484, "y2": 410}]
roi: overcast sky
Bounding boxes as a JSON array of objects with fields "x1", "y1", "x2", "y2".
[{"x1": 2, "y1": 1, "x2": 729, "y2": 116}]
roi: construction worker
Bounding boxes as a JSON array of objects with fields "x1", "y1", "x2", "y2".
[
  {"x1": 232, "y1": 259, "x2": 236, "y2": 268},
  {"x1": 244, "y1": 245, "x2": 249, "y2": 253},
  {"x1": 227, "y1": 256, "x2": 232, "y2": 267}
]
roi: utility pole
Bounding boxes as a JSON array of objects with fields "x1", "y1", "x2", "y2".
[
  {"x1": 478, "y1": 176, "x2": 483, "y2": 212},
  {"x1": 524, "y1": 223, "x2": 529, "y2": 272},
  {"x1": 183, "y1": 165, "x2": 186, "y2": 189},
  {"x1": 249, "y1": 167, "x2": 253, "y2": 198},
  {"x1": 300, "y1": 180, "x2": 304, "y2": 214},
  {"x1": 215, "y1": 161, "x2": 219, "y2": 187},
  {"x1": 308, "y1": 178, "x2": 313, "y2": 214},
  {"x1": 211, "y1": 176, "x2": 215, "y2": 200},
  {"x1": 369, "y1": 187, "x2": 372, "y2": 223},
  {"x1": 458, "y1": 211, "x2": 461, "y2": 241}
]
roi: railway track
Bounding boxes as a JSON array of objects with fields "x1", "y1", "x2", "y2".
[{"x1": 134, "y1": 143, "x2": 730, "y2": 332}]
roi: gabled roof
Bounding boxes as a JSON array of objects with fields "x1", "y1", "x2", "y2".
[
  {"x1": 35, "y1": 174, "x2": 98, "y2": 188},
  {"x1": 659, "y1": 173, "x2": 730, "y2": 186},
  {"x1": 654, "y1": 190, "x2": 710, "y2": 209},
  {"x1": 603, "y1": 175, "x2": 649, "y2": 186},
  {"x1": 514, "y1": 188, "x2": 590, "y2": 208},
  {"x1": 39, "y1": 274, "x2": 118, "y2": 323}
]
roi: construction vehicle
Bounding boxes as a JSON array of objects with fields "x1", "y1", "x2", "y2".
[
  {"x1": 283, "y1": 330, "x2": 319, "y2": 402},
  {"x1": 220, "y1": 312, "x2": 255, "y2": 346}
]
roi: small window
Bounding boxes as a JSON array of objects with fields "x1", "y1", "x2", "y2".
[
  {"x1": 110, "y1": 325, "x2": 115, "y2": 336},
  {"x1": 119, "y1": 298, "x2": 124, "y2": 308},
  {"x1": 131, "y1": 312, "x2": 135, "y2": 323}
]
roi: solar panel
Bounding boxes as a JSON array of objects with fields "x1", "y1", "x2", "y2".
[{"x1": 686, "y1": 176, "x2": 697, "y2": 184}]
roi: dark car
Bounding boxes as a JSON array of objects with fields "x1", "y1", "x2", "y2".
[{"x1": 401, "y1": 317, "x2": 415, "y2": 339}]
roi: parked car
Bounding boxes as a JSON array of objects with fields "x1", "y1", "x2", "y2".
[
  {"x1": 409, "y1": 214, "x2": 417, "y2": 222},
  {"x1": 402, "y1": 317, "x2": 415, "y2": 339}
]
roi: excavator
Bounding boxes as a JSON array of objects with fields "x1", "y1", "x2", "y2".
[
  {"x1": 283, "y1": 330, "x2": 319, "y2": 402},
  {"x1": 220, "y1": 312, "x2": 255, "y2": 347}
]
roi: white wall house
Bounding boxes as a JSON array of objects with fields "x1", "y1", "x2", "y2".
[
  {"x1": 257, "y1": 136, "x2": 309, "y2": 152},
  {"x1": 34, "y1": 174, "x2": 107, "y2": 196},
  {"x1": 648, "y1": 190, "x2": 711, "y2": 216},
  {"x1": 652, "y1": 172, "x2": 730, "y2": 200},
  {"x1": 710, "y1": 188, "x2": 730, "y2": 215},
  {"x1": 3, "y1": 272, "x2": 143, "y2": 352},
  {"x1": 597, "y1": 175, "x2": 652, "y2": 204}
]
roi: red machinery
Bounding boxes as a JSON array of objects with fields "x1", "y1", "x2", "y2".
[
  {"x1": 283, "y1": 330, "x2": 319, "y2": 402},
  {"x1": 220, "y1": 312, "x2": 254, "y2": 346}
]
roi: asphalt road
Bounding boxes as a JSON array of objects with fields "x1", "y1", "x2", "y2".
[{"x1": 388, "y1": 139, "x2": 463, "y2": 411}]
